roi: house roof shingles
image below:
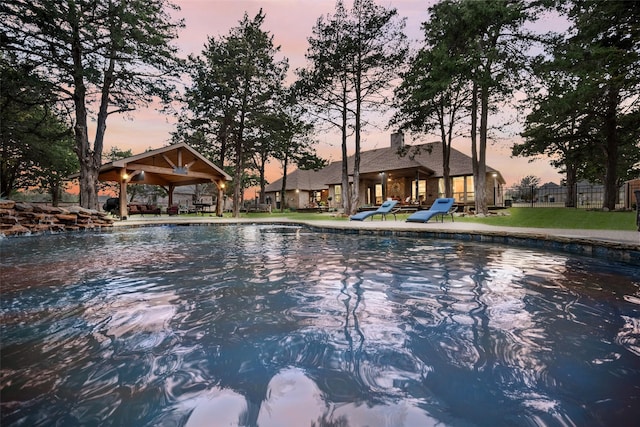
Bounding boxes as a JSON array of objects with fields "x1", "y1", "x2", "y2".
[{"x1": 265, "y1": 142, "x2": 504, "y2": 192}]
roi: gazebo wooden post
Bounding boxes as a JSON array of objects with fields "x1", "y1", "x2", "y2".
[
  {"x1": 216, "y1": 180, "x2": 224, "y2": 217},
  {"x1": 168, "y1": 184, "x2": 175, "y2": 207},
  {"x1": 119, "y1": 169, "x2": 128, "y2": 219}
]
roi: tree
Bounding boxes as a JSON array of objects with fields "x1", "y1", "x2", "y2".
[
  {"x1": 412, "y1": 0, "x2": 537, "y2": 214},
  {"x1": 347, "y1": 0, "x2": 407, "y2": 211},
  {"x1": 567, "y1": 0, "x2": 640, "y2": 209},
  {"x1": 299, "y1": 0, "x2": 407, "y2": 215},
  {"x1": 178, "y1": 10, "x2": 287, "y2": 217},
  {"x1": 298, "y1": 1, "x2": 354, "y2": 213},
  {"x1": 18, "y1": 121, "x2": 78, "y2": 206},
  {"x1": 1, "y1": 0, "x2": 184, "y2": 209},
  {"x1": 512, "y1": 175, "x2": 540, "y2": 203},
  {"x1": 0, "y1": 54, "x2": 78, "y2": 203},
  {"x1": 177, "y1": 39, "x2": 235, "y2": 169},
  {"x1": 1, "y1": 54, "x2": 48, "y2": 197},
  {"x1": 392, "y1": 2, "x2": 473, "y2": 199},
  {"x1": 269, "y1": 87, "x2": 325, "y2": 212},
  {"x1": 225, "y1": 11, "x2": 287, "y2": 217},
  {"x1": 461, "y1": 0, "x2": 537, "y2": 214},
  {"x1": 513, "y1": 55, "x2": 594, "y2": 207},
  {"x1": 514, "y1": 1, "x2": 640, "y2": 209},
  {"x1": 1, "y1": 106, "x2": 78, "y2": 205}
]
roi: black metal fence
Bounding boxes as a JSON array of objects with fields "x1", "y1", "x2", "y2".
[{"x1": 503, "y1": 182, "x2": 635, "y2": 210}]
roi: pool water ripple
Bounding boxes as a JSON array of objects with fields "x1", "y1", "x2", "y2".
[{"x1": 1, "y1": 225, "x2": 639, "y2": 426}]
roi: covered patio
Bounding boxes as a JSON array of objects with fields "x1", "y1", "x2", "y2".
[{"x1": 96, "y1": 143, "x2": 231, "y2": 219}]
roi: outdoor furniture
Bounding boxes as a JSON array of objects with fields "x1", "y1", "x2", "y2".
[
  {"x1": 194, "y1": 196, "x2": 213, "y2": 215},
  {"x1": 246, "y1": 203, "x2": 272, "y2": 213},
  {"x1": 127, "y1": 204, "x2": 161, "y2": 216},
  {"x1": 350, "y1": 200, "x2": 399, "y2": 221},
  {"x1": 406, "y1": 198, "x2": 456, "y2": 223},
  {"x1": 167, "y1": 205, "x2": 179, "y2": 216}
]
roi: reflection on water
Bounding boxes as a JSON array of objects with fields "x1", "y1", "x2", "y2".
[{"x1": 1, "y1": 225, "x2": 639, "y2": 427}]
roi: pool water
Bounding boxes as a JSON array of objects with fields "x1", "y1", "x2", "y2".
[{"x1": 1, "y1": 225, "x2": 639, "y2": 426}]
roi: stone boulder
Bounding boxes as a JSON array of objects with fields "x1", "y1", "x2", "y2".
[{"x1": 0, "y1": 201, "x2": 114, "y2": 236}]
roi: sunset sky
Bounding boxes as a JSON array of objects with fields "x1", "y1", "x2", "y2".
[{"x1": 101, "y1": 0, "x2": 565, "y2": 187}]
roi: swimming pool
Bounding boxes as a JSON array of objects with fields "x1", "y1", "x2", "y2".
[{"x1": 1, "y1": 225, "x2": 639, "y2": 426}]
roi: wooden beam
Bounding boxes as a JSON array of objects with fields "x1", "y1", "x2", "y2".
[
  {"x1": 119, "y1": 168, "x2": 128, "y2": 219},
  {"x1": 216, "y1": 182, "x2": 224, "y2": 216},
  {"x1": 162, "y1": 154, "x2": 177, "y2": 169},
  {"x1": 126, "y1": 163, "x2": 221, "y2": 181},
  {"x1": 168, "y1": 184, "x2": 175, "y2": 206}
]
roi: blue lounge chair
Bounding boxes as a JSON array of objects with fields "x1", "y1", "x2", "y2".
[
  {"x1": 350, "y1": 200, "x2": 399, "y2": 221},
  {"x1": 406, "y1": 198, "x2": 456, "y2": 223}
]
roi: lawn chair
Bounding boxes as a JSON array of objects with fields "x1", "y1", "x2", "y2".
[
  {"x1": 406, "y1": 198, "x2": 456, "y2": 223},
  {"x1": 350, "y1": 200, "x2": 400, "y2": 221}
]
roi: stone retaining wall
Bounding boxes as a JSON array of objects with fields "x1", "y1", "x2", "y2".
[{"x1": 0, "y1": 200, "x2": 114, "y2": 236}]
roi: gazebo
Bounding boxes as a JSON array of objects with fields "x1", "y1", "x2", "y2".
[{"x1": 96, "y1": 143, "x2": 231, "y2": 218}]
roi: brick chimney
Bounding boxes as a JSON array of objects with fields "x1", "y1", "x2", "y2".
[{"x1": 390, "y1": 132, "x2": 404, "y2": 151}]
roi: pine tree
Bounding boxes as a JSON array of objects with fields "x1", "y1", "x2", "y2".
[{"x1": 1, "y1": 0, "x2": 184, "y2": 209}]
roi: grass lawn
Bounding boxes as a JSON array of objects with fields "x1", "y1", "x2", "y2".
[
  {"x1": 231, "y1": 207, "x2": 638, "y2": 231},
  {"x1": 454, "y1": 208, "x2": 637, "y2": 231}
]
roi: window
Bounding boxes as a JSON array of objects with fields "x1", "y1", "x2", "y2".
[
  {"x1": 375, "y1": 184, "x2": 383, "y2": 204},
  {"x1": 451, "y1": 176, "x2": 474, "y2": 202},
  {"x1": 465, "y1": 176, "x2": 474, "y2": 201},
  {"x1": 334, "y1": 185, "x2": 342, "y2": 204},
  {"x1": 412, "y1": 180, "x2": 427, "y2": 202}
]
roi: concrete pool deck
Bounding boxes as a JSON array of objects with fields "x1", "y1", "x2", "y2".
[{"x1": 113, "y1": 214, "x2": 640, "y2": 263}]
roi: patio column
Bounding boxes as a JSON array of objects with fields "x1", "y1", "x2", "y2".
[
  {"x1": 216, "y1": 180, "x2": 225, "y2": 217},
  {"x1": 168, "y1": 184, "x2": 175, "y2": 207},
  {"x1": 119, "y1": 168, "x2": 128, "y2": 219}
]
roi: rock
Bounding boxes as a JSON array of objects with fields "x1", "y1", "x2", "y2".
[
  {"x1": 0, "y1": 202, "x2": 113, "y2": 236},
  {"x1": 0, "y1": 200, "x2": 16, "y2": 209},
  {"x1": 67, "y1": 206, "x2": 97, "y2": 216},
  {"x1": 33, "y1": 205, "x2": 63, "y2": 214},
  {"x1": 0, "y1": 216, "x2": 18, "y2": 224},
  {"x1": 16, "y1": 211, "x2": 37, "y2": 219},
  {"x1": 55, "y1": 214, "x2": 78, "y2": 223},
  {"x1": 14, "y1": 203, "x2": 34, "y2": 212},
  {"x1": 3, "y1": 224, "x2": 30, "y2": 236},
  {"x1": 24, "y1": 224, "x2": 54, "y2": 233}
]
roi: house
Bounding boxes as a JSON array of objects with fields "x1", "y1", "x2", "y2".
[
  {"x1": 264, "y1": 133, "x2": 506, "y2": 211},
  {"x1": 537, "y1": 182, "x2": 565, "y2": 204},
  {"x1": 625, "y1": 178, "x2": 640, "y2": 210},
  {"x1": 532, "y1": 180, "x2": 628, "y2": 208}
]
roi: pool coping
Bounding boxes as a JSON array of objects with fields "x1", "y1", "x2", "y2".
[{"x1": 110, "y1": 216, "x2": 640, "y2": 264}]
